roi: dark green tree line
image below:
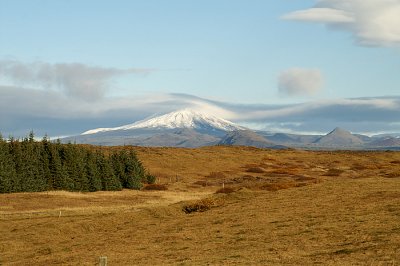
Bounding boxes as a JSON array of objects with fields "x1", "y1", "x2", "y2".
[{"x1": 0, "y1": 133, "x2": 153, "y2": 193}]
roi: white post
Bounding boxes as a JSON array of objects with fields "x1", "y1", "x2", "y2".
[{"x1": 99, "y1": 256, "x2": 107, "y2": 266}]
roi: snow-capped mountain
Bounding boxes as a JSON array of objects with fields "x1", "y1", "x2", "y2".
[
  {"x1": 61, "y1": 109, "x2": 250, "y2": 147},
  {"x1": 82, "y1": 109, "x2": 245, "y2": 135}
]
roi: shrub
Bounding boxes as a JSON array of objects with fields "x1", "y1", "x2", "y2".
[
  {"x1": 208, "y1": 172, "x2": 226, "y2": 179},
  {"x1": 246, "y1": 167, "x2": 266, "y2": 173},
  {"x1": 145, "y1": 173, "x2": 157, "y2": 184},
  {"x1": 385, "y1": 172, "x2": 400, "y2": 178},
  {"x1": 143, "y1": 184, "x2": 168, "y2": 191},
  {"x1": 233, "y1": 175, "x2": 262, "y2": 183},
  {"x1": 294, "y1": 175, "x2": 315, "y2": 181},
  {"x1": 324, "y1": 168, "x2": 345, "y2": 176},
  {"x1": 182, "y1": 198, "x2": 217, "y2": 214},
  {"x1": 193, "y1": 180, "x2": 215, "y2": 187},
  {"x1": 259, "y1": 182, "x2": 296, "y2": 191},
  {"x1": 215, "y1": 187, "x2": 235, "y2": 194},
  {"x1": 351, "y1": 163, "x2": 367, "y2": 170}
]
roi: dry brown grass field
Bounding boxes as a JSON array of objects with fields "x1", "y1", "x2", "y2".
[{"x1": 1, "y1": 146, "x2": 400, "y2": 265}]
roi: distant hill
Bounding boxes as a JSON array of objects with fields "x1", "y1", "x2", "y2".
[
  {"x1": 265, "y1": 132, "x2": 321, "y2": 144},
  {"x1": 313, "y1": 127, "x2": 364, "y2": 146},
  {"x1": 125, "y1": 128, "x2": 220, "y2": 148},
  {"x1": 218, "y1": 130, "x2": 277, "y2": 148},
  {"x1": 368, "y1": 137, "x2": 400, "y2": 147}
]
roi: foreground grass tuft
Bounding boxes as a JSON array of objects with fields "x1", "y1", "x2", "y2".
[{"x1": 182, "y1": 198, "x2": 221, "y2": 214}]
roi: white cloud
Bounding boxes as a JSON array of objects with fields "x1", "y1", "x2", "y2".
[
  {"x1": 282, "y1": 0, "x2": 400, "y2": 47},
  {"x1": 233, "y1": 98, "x2": 400, "y2": 121},
  {"x1": 0, "y1": 60, "x2": 153, "y2": 101},
  {"x1": 282, "y1": 8, "x2": 354, "y2": 23},
  {"x1": 278, "y1": 68, "x2": 323, "y2": 96},
  {"x1": 1, "y1": 84, "x2": 400, "y2": 136}
]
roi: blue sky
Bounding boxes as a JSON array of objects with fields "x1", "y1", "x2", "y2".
[{"x1": 0, "y1": 0, "x2": 400, "y2": 136}]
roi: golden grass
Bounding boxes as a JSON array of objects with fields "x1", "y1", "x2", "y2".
[{"x1": 1, "y1": 146, "x2": 400, "y2": 265}]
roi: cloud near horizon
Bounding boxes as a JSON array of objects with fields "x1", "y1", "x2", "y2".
[
  {"x1": 1, "y1": 84, "x2": 400, "y2": 137},
  {"x1": 278, "y1": 68, "x2": 323, "y2": 96},
  {"x1": 0, "y1": 60, "x2": 153, "y2": 101},
  {"x1": 282, "y1": 0, "x2": 400, "y2": 47}
]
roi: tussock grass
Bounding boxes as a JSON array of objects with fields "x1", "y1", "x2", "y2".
[{"x1": 182, "y1": 198, "x2": 221, "y2": 214}]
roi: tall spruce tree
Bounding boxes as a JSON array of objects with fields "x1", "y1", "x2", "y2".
[
  {"x1": 8, "y1": 139, "x2": 23, "y2": 192},
  {"x1": 49, "y1": 143, "x2": 68, "y2": 190},
  {"x1": 85, "y1": 150, "x2": 102, "y2": 192},
  {"x1": 0, "y1": 137, "x2": 15, "y2": 193},
  {"x1": 96, "y1": 151, "x2": 122, "y2": 191}
]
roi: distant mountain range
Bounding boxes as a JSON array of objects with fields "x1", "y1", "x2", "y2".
[{"x1": 62, "y1": 109, "x2": 400, "y2": 150}]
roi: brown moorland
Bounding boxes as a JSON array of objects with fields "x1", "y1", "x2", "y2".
[{"x1": 1, "y1": 146, "x2": 400, "y2": 265}]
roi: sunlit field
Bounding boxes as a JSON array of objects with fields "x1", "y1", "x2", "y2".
[{"x1": 1, "y1": 146, "x2": 400, "y2": 265}]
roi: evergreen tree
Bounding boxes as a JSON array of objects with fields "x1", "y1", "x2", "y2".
[
  {"x1": 0, "y1": 139, "x2": 15, "y2": 193},
  {"x1": 111, "y1": 150, "x2": 144, "y2": 190},
  {"x1": 18, "y1": 138, "x2": 46, "y2": 192},
  {"x1": 49, "y1": 143, "x2": 68, "y2": 190},
  {"x1": 85, "y1": 150, "x2": 102, "y2": 192},
  {"x1": 96, "y1": 151, "x2": 122, "y2": 191},
  {"x1": 0, "y1": 133, "x2": 149, "y2": 193},
  {"x1": 8, "y1": 139, "x2": 23, "y2": 192}
]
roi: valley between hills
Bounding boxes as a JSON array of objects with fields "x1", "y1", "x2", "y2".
[{"x1": 1, "y1": 146, "x2": 400, "y2": 265}]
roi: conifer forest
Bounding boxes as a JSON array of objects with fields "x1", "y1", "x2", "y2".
[{"x1": 0, "y1": 132, "x2": 154, "y2": 193}]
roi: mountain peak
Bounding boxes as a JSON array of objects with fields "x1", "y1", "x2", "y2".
[
  {"x1": 314, "y1": 127, "x2": 363, "y2": 146},
  {"x1": 82, "y1": 108, "x2": 245, "y2": 135},
  {"x1": 329, "y1": 127, "x2": 350, "y2": 134}
]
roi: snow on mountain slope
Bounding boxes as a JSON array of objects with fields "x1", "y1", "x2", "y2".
[{"x1": 82, "y1": 109, "x2": 245, "y2": 135}]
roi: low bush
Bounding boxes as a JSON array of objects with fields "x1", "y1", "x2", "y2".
[
  {"x1": 208, "y1": 172, "x2": 226, "y2": 179},
  {"x1": 246, "y1": 167, "x2": 266, "y2": 173},
  {"x1": 143, "y1": 184, "x2": 168, "y2": 191},
  {"x1": 145, "y1": 174, "x2": 157, "y2": 184},
  {"x1": 259, "y1": 182, "x2": 297, "y2": 191},
  {"x1": 182, "y1": 198, "x2": 218, "y2": 214},
  {"x1": 385, "y1": 172, "x2": 400, "y2": 178},
  {"x1": 215, "y1": 187, "x2": 235, "y2": 194},
  {"x1": 233, "y1": 175, "x2": 262, "y2": 183},
  {"x1": 193, "y1": 180, "x2": 215, "y2": 187},
  {"x1": 351, "y1": 163, "x2": 368, "y2": 170},
  {"x1": 324, "y1": 168, "x2": 345, "y2": 176},
  {"x1": 268, "y1": 168, "x2": 299, "y2": 175},
  {"x1": 294, "y1": 175, "x2": 315, "y2": 181}
]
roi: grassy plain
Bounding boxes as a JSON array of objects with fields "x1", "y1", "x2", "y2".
[{"x1": 1, "y1": 146, "x2": 400, "y2": 265}]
